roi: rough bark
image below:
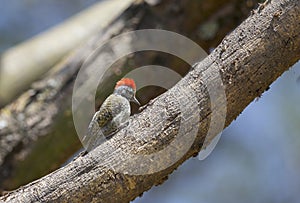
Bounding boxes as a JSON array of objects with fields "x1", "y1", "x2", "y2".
[
  {"x1": 0, "y1": 0, "x2": 261, "y2": 190},
  {"x1": 1, "y1": 0, "x2": 299, "y2": 202}
]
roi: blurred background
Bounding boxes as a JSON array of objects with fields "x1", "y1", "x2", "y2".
[
  {"x1": 0, "y1": 0, "x2": 299, "y2": 202},
  {"x1": 0, "y1": 0, "x2": 100, "y2": 52}
]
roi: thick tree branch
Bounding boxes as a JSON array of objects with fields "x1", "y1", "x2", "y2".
[
  {"x1": 0, "y1": 0, "x2": 258, "y2": 188},
  {"x1": 1, "y1": 0, "x2": 299, "y2": 202}
]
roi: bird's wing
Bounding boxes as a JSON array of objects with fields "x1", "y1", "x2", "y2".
[
  {"x1": 96, "y1": 105, "x2": 113, "y2": 127},
  {"x1": 95, "y1": 94, "x2": 122, "y2": 127}
]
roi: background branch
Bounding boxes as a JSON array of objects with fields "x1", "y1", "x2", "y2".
[{"x1": 0, "y1": 0, "x2": 133, "y2": 107}]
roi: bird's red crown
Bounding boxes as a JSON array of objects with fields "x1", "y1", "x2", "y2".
[{"x1": 115, "y1": 78, "x2": 136, "y2": 90}]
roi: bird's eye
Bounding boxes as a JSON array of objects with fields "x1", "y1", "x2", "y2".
[{"x1": 127, "y1": 88, "x2": 133, "y2": 95}]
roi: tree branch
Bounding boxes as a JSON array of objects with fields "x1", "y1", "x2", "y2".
[
  {"x1": 0, "y1": 0, "x2": 134, "y2": 107},
  {"x1": 0, "y1": 0, "x2": 258, "y2": 186},
  {"x1": 1, "y1": 0, "x2": 299, "y2": 202}
]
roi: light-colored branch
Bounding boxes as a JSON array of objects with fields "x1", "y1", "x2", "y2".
[
  {"x1": 1, "y1": 0, "x2": 299, "y2": 202},
  {"x1": 0, "y1": 0, "x2": 133, "y2": 107}
]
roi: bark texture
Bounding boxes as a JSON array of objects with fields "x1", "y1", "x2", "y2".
[
  {"x1": 1, "y1": 0, "x2": 300, "y2": 202},
  {"x1": 0, "y1": 0, "x2": 260, "y2": 190}
]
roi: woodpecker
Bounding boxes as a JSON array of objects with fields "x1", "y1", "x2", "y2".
[{"x1": 82, "y1": 78, "x2": 140, "y2": 152}]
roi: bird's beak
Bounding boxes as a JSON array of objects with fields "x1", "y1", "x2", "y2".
[{"x1": 132, "y1": 96, "x2": 140, "y2": 105}]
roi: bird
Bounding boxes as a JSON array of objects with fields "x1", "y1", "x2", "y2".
[{"x1": 82, "y1": 78, "x2": 140, "y2": 152}]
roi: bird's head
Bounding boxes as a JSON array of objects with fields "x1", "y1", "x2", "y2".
[{"x1": 114, "y1": 78, "x2": 140, "y2": 105}]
